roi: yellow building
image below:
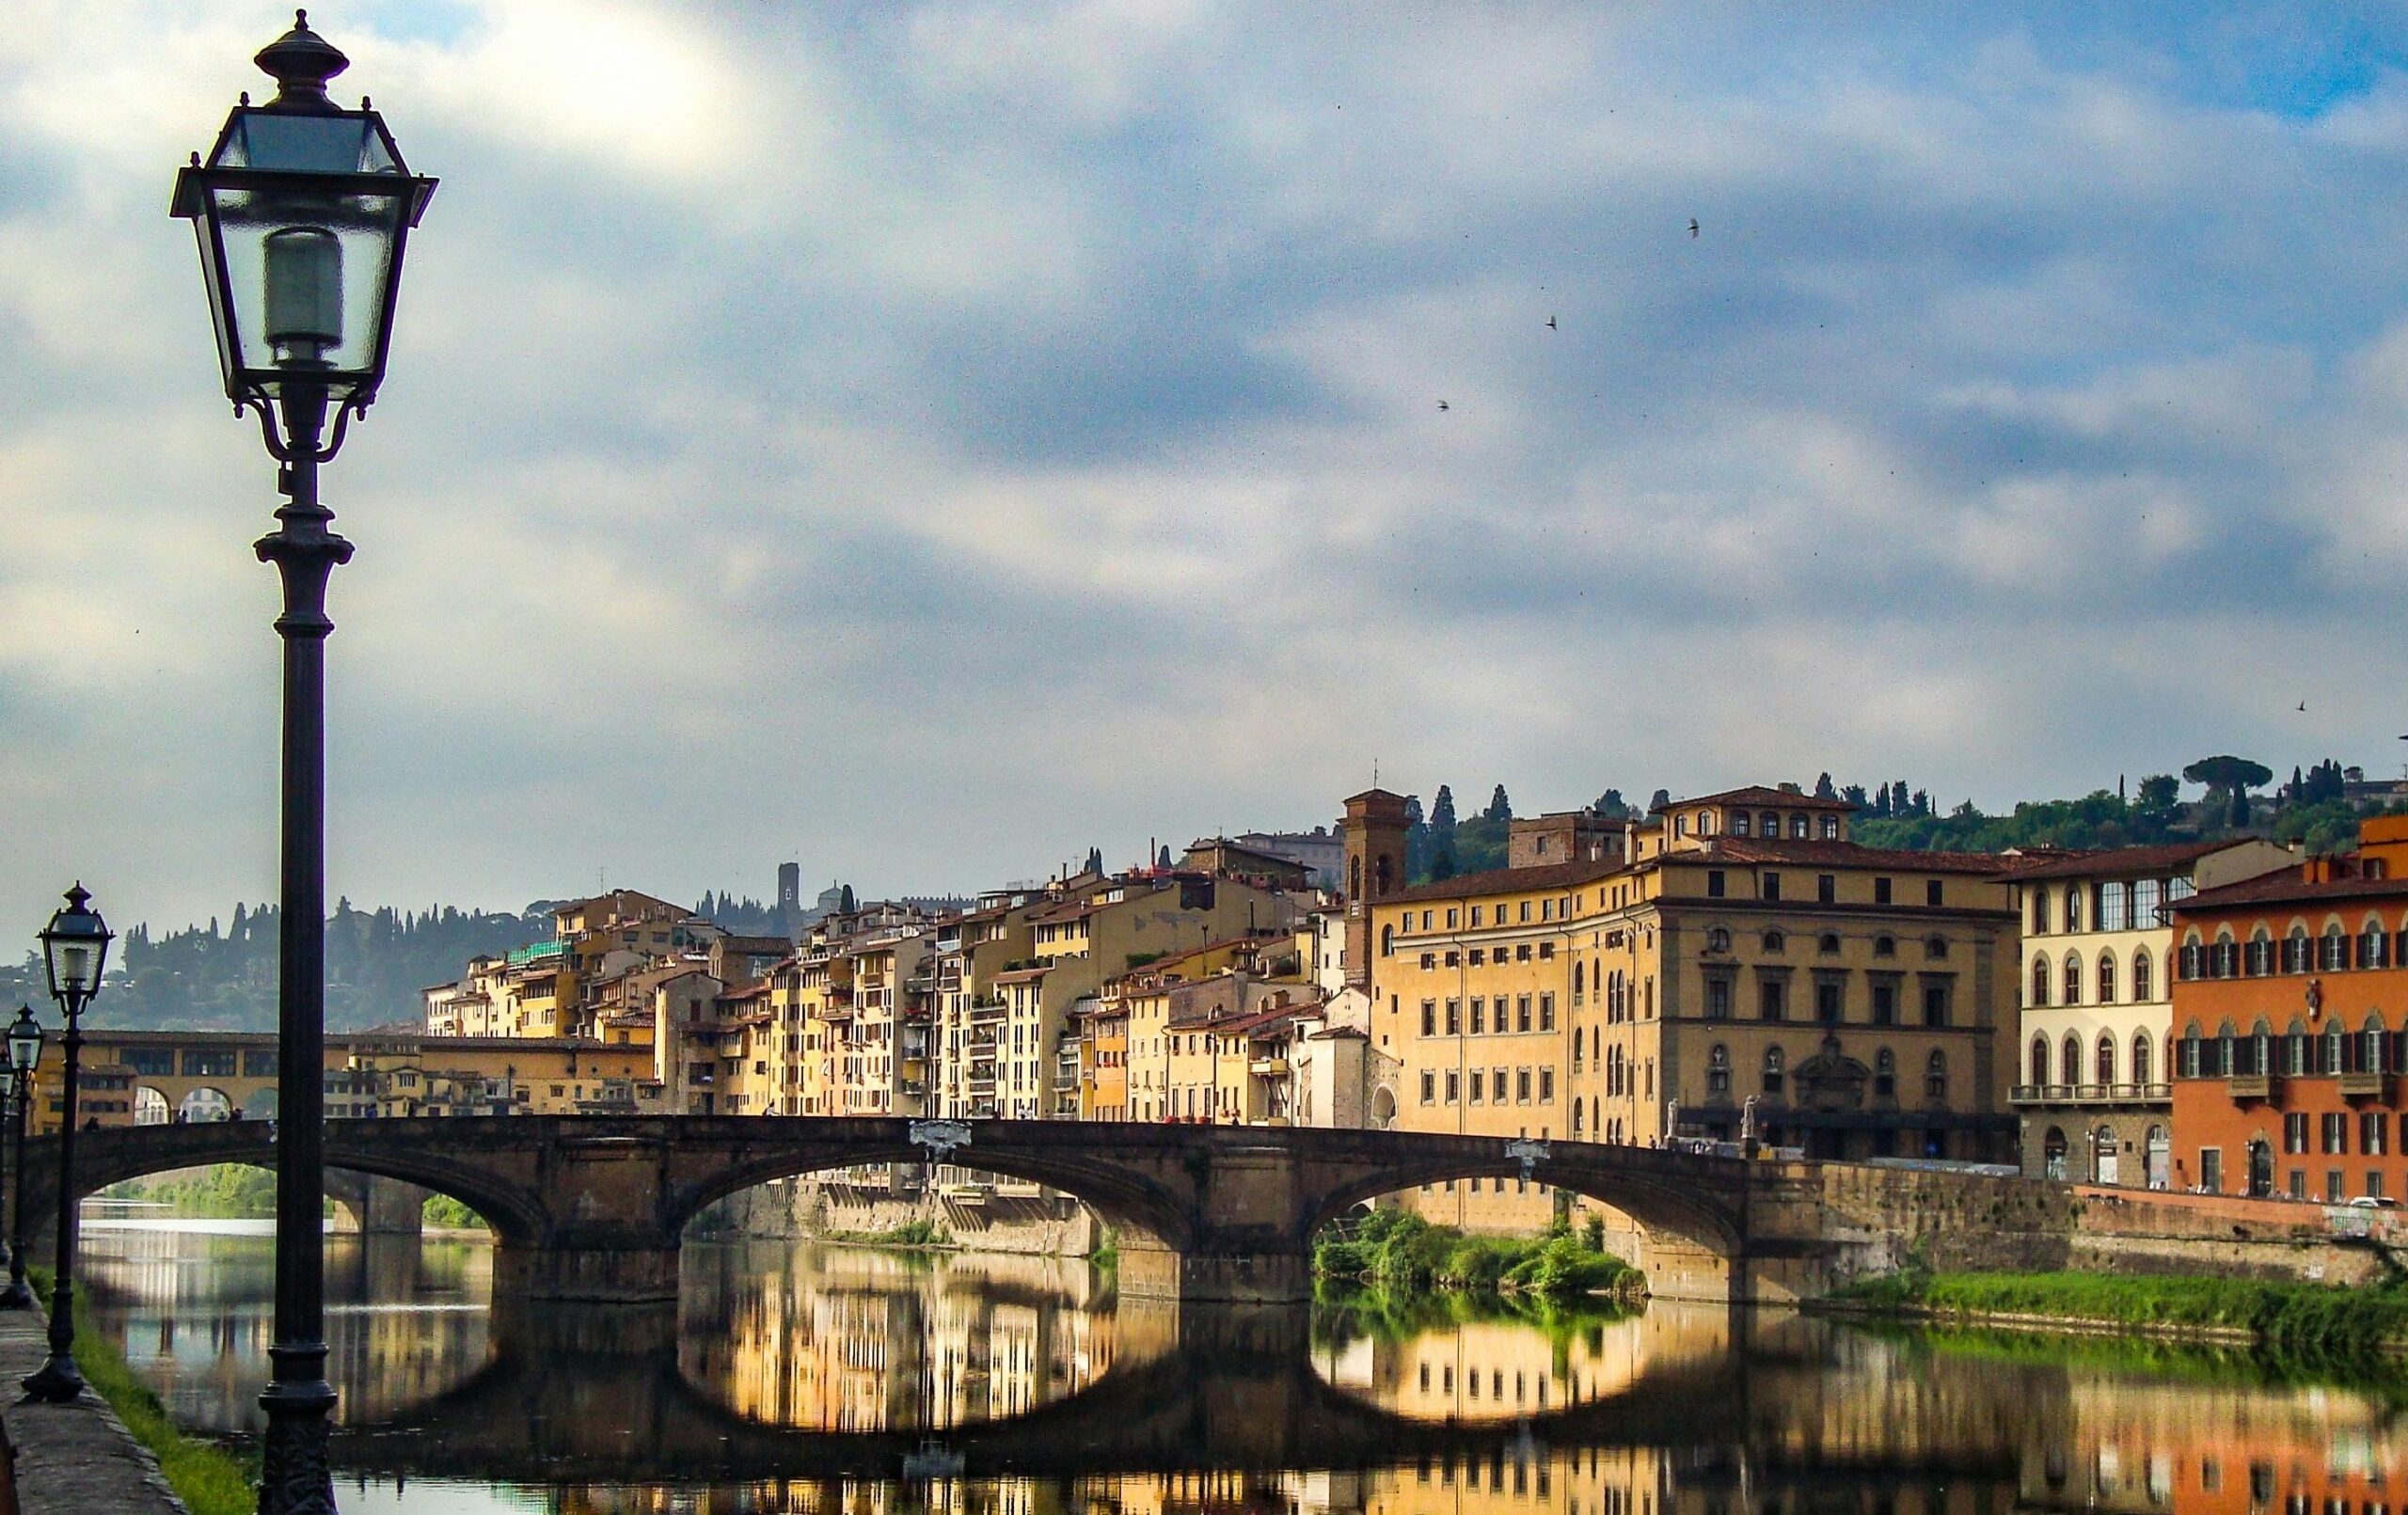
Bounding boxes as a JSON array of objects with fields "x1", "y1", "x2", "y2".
[{"x1": 1363, "y1": 785, "x2": 2024, "y2": 1232}]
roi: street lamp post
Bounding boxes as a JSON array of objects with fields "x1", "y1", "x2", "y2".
[
  {"x1": 171, "y1": 14, "x2": 435, "y2": 1512},
  {"x1": 0, "y1": 1006, "x2": 40, "y2": 1312},
  {"x1": 23, "y1": 885, "x2": 111, "y2": 1401}
]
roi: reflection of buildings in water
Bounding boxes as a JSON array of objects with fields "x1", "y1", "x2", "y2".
[
  {"x1": 2038, "y1": 1368, "x2": 2401, "y2": 1515},
  {"x1": 680, "y1": 1241, "x2": 1117, "y2": 1433},
  {"x1": 81, "y1": 1228, "x2": 494, "y2": 1434},
  {"x1": 1320, "y1": 1303, "x2": 1732, "y2": 1423}
]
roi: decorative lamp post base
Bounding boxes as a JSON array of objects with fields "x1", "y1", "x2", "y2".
[
  {"x1": 258, "y1": 1349, "x2": 338, "y2": 1515},
  {"x1": 0, "y1": 1277, "x2": 35, "y2": 1311},
  {"x1": 22, "y1": 1351, "x2": 86, "y2": 1402}
]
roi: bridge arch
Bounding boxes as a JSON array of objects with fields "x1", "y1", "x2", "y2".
[{"x1": 668, "y1": 1140, "x2": 1195, "y2": 1255}]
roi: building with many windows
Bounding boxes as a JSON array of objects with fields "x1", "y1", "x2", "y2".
[
  {"x1": 2004, "y1": 839, "x2": 2292, "y2": 1186},
  {"x1": 2167, "y1": 815, "x2": 2408, "y2": 1203}
]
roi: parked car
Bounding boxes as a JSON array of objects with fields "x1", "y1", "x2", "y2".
[{"x1": 2347, "y1": 1195, "x2": 2400, "y2": 1208}]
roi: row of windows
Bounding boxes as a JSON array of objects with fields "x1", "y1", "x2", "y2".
[
  {"x1": 116, "y1": 1047, "x2": 280, "y2": 1079},
  {"x1": 2028, "y1": 876, "x2": 2194, "y2": 935},
  {"x1": 1704, "y1": 871, "x2": 1945, "y2": 907},
  {"x1": 2176, "y1": 1019, "x2": 2407, "y2": 1078},
  {"x1": 1677, "y1": 808, "x2": 1840, "y2": 841},
  {"x1": 1407, "y1": 941, "x2": 1560, "y2": 968},
  {"x1": 2028, "y1": 948, "x2": 2155, "y2": 1007},
  {"x1": 2178, "y1": 924, "x2": 2405, "y2": 981},
  {"x1": 1703, "y1": 974, "x2": 1953, "y2": 1027},
  {"x1": 1705, "y1": 1043, "x2": 1948, "y2": 1098},
  {"x1": 2197, "y1": 1144, "x2": 2403, "y2": 1204},
  {"x1": 1418, "y1": 1066, "x2": 1558, "y2": 1105},
  {"x1": 2280, "y1": 1110, "x2": 2394, "y2": 1156},
  {"x1": 2029, "y1": 1031, "x2": 2157, "y2": 1088},
  {"x1": 1418, "y1": 995, "x2": 1558, "y2": 1036},
  {"x1": 1705, "y1": 926, "x2": 1950, "y2": 960}
]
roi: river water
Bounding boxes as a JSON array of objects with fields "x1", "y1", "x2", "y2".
[{"x1": 74, "y1": 1206, "x2": 2405, "y2": 1513}]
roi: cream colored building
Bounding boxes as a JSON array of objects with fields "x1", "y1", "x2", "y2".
[{"x1": 2004, "y1": 838, "x2": 2291, "y2": 1185}]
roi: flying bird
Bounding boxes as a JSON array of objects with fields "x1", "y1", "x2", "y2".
[
  {"x1": 1437, "y1": 400, "x2": 1450, "y2": 411},
  {"x1": 2298, "y1": 702, "x2": 2307, "y2": 712},
  {"x1": 1545, "y1": 316, "x2": 1558, "y2": 330},
  {"x1": 1687, "y1": 218, "x2": 1700, "y2": 237}
]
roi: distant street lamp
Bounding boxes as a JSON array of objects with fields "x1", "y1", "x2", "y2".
[
  {"x1": 23, "y1": 886, "x2": 110, "y2": 1401},
  {"x1": 170, "y1": 13, "x2": 435, "y2": 1510},
  {"x1": 0, "y1": 1006, "x2": 41, "y2": 1311}
]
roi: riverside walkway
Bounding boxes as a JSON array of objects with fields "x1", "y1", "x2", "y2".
[{"x1": 0, "y1": 1304, "x2": 183, "y2": 1513}]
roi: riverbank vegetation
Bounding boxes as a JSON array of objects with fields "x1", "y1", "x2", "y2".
[
  {"x1": 420, "y1": 1193, "x2": 485, "y2": 1229},
  {"x1": 31, "y1": 1270, "x2": 258, "y2": 1515},
  {"x1": 1831, "y1": 1269, "x2": 2408, "y2": 1366},
  {"x1": 1312, "y1": 1208, "x2": 1642, "y2": 1301},
  {"x1": 97, "y1": 1164, "x2": 340, "y2": 1221},
  {"x1": 824, "y1": 1219, "x2": 951, "y2": 1248}
]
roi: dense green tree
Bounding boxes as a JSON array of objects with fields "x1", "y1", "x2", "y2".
[
  {"x1": 1648, "y1": 789, "x2": 1671, "y2": 814},
  {"x1": 1813, "y1": 773, "x2": 1837, "y2": 800},
  {"x1": 1482, "y1": 785, "x2": 1513, "y2": 823},
  {"x1": 2183, "y1": 755, "x2": 2273, "y2": 828},
  {"x1": 1084, "y1": 845, "x2": 1104, "y2": 876},
  {"x1": 1592, "y1": 789, "x2": 1629, "y2": 819}
]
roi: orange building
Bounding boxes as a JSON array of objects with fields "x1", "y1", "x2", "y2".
[{"x1": 2166, "y1": 815, "x2": 2408, "y2": 1203}]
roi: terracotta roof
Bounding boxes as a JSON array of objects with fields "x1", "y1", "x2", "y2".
[
  {"x1": 1997, "y1": 840, "x2": 2247, "y2": 882},
  {"x1": 1653, "y1": 785, "x2": 1856, "y2": 813},
  {"x1": 2177, "y1": 869, "x2": 2408, "y2": 912},
  {"x1": 1381, "y1": 859, "x2": 1623, "y2": 907},
  {"x1": 1687, "y1": 838, "x2": 2021, "y2": 875},
  {"x1": 994, "y1": 965, "x2": 1053, "y2": 984}
]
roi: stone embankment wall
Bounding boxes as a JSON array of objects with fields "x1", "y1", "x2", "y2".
[
  {"x1": 691, "y1": 1177, "x2": 1101, "y2": 1257},
  {"x1": 1808, "y1": 1166, "x2": 2397, "y2": 1288}
]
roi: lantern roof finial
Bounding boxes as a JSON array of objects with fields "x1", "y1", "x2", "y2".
[{"x1": 254, "y1": 9, "x2": 349, "y2": 113}]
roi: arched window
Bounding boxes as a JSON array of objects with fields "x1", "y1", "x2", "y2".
[
  {"x1": 2096, "y1": 1033, "x2": 2116, "y2": 1087},
  {"x1": 2062, "y1": 951, "x2": 2083, "y2": 1005},
  {"x1": 2360, "y1": 920, "x2": 2390, "y2": 970},
  {"x1": 2284, "y1": 925, "x2": 2310, "y2": 974},
  {"x1": 1817, "y1": 933, "x2": 1840, "y2": 955},
  {"x1": 2031, "y1": 955, "x2": 2052, "y2": 1007},
  {"x1": 1873, "y1": 934, "x2": 1895, "y2": 958},
  {"x1": 1925, "y1": 936, "x2": 1949, "y2": 961},
  {"x1": 1380, "y1": 924, "x2": 1394, "y2": 955},
  {"x1": 2178, "y1": 1023, "x2": 2204, "y2": 1079},
  {"x1": 1573, "y1": 1098, "x2": 1585, "y2": 1133},
  {"x1": 2131, "y1": 950, "x2": 2152, "y2": 1002},
  {"x1": 1820, "y1": 814, "x2": 1839, "y2": 839},
  {"x1": 1706, "y1": 927, "x2": 1731, "y2": 954},
  {"x1": 1790, "y1": 813, "x2": 1809, "y2": 839},
  {"x1": 1763, "y1": 1046, "x2": 1785, "y2": 1096},
  {"x1": 2365, "y1": 1013, "x2": 2386, "y2": 1080},
  {"x1": 1758, "y1": 811, "x2": 1779, "y2": 838},
  {"x1": 1707, "y1": 1044, "x2": 1731, "y2": 1094},
  {"x1": 2145, "y1": 1125, "x2": 2169, "y2": 1189},
  {"x1": 1674, "y1": 813, "x2": 1689, "y2": 837},
  {"x1": 1350, "y1": 856, "x2": 1362, "y2": 899},
  {"x1": 2178, "y1": 936, "x2": 2206, "y2": 981},
  {"x1": 1875, "y1": 1048, "x2": 1896, "y2": 1097},
  {"x1": 2212, "y1": 931, "x2": 2238, "y2": 979},
  {"x1": 2093, "y1": 1125, "x2": 2118, "y2": 1185},
  {"x1": 2321, "y1": 924, "x2": 2348, "y2": 972},
  {"x1": 2251, "y1": 1019, "x2": 2273, "y2": 1078},
  {"x1": 2031, "y1": 888, "x2": 2051, "y2": 935},
  {"x1": 1925, "y1": 1049, "x2": 1947, "y2": 1099},
  {"x1": 2244, "y1": 929, "x2": 2272, "y2": 977},
  {"x1": 1763, "y1": 930, "x2": 1786, "y2": 954},
  {"x1": 2214, "y1": 1020, "x2": 2238, "y2": 1077},
  {"x1": 1573, "y1": 959, "x2": 1585, "y2": 998},
  {"x1": 2063, "y1": 1033, "x2": 2083, "y2": 1090},
  {"x1": 2096, "y1": 950, "x2": 2117, "y2": 1004},
  {"x1": 1732, "y1": 812, "x2": 1751, "y2": 837},
  {"x1": 2065, "y1": 886, "x2": 2083, "y2": 933},
  {"x1": 2043, "y1": 1126, "x2": 2068, "y2": 1181},
  {"x1": 2283, "y1": 1019, "x2": 2309, "y2": 1076},
  {"x1": 1699, "y1": 810, "x2": 1718, "y2": 836},
  {"x1": 2131, "y1": 1031, "x2": 2152, "y2": 1087},
  {"x1": 2030, "y1": 1034, "x2": 2052, "y2": 1087}
]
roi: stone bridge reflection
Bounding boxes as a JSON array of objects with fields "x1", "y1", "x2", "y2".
[{"x1": 332, "y1": 1298, "x2": 1767, "y2": 1483}]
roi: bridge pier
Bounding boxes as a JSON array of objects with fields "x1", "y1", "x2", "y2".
[
  {"x1": 1117, "y1": 1239, "x2": 1312, "y2": 1304},
  {"x1": 325, "y1": 1172, "x2": 427, "y2": 1238},
  {"x1": 495, "y1": 1236, "x2": 682, "y2": 1304}
]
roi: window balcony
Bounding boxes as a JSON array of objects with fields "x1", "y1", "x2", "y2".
[
  {"x1": 1250, "y1": 1057, "x2": 1291, "y2": 1079},
  {"x1": 2338, "y1": 1071, "x2": 2387, "y2": 1097},
  {"x1": 2010, "y1": 1082, "x2": 2173, "y2": 1106},
  {"x1": 2226, "y1": 1074, "x2": 2273, "y2": 1100}
]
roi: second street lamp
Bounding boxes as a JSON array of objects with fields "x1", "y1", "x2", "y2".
[
  {"x1": 0, "y1": 1005, "x2": 40, "y2": 1312},
  {"x1": 24, "y1": 886, "x2": 110, "y2": 1401},
  {"x1": 172, "y1": 13, "x2": 434, "y2": 1512}
]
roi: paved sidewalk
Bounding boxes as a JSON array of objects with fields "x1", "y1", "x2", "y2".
[{"x1": 0, "y1": 1302, "x2": 185, "y2": 1513}]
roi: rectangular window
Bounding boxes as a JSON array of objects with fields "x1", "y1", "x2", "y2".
[
  {"x1": 1926, "y1": 879, "x2": 1944, "y2": 907},
  {"x1": 2285, "y1": 1113, "x2": 2309, "y2": 1154},
  {"x1": 1922, "y1": 983, "x2": 1950, "y2": 1027},
  {"x1": 1762, "y1": 873, "x2": 1782, "y2": 902},
  {"x1": 1707, "y1": 870, "x2": 1726, "y2": 898},
  {"x1": 1538, "y1": 993, "x2": 1555, "y2": 1031},
  {"x1": 1421, "y1": 1001, "x2": 1436, "y2": 1036},
  {"x1": 2199, "y1": 1148, "x2": 2223, "y2": 1194},
  {"x1": 1874, "y1": 876, "x2": 1893, "y2": 906},
  {"x1": 1516, "y1": 1068, "x2": 1532, "y2": 1103},
  {"x1": 2289, "y1": 1169, "x2": 2306, "y2": 1200},
  {"x1": 1817, "y1": 874, "x2": 1836, "y2": 904},
  {"x1": 243, "y1": 1049, "x2": 278, "y2": 1078},
  {"x1": 1816, "y1": 981, "x2": 1843, "y2": 1023},
  {"x1": 1539, "y1": 1068, "x2": 1555, "y2": 1102},
  {"x1": 122, "y1": 1048, "x2": 176, "y2": 1076},
  {"x1": 2368, "y1": 1171, "x2": 2387, "y2": 1201},
  {"x1": 2365, "y1": 1112, "x2": 2389, "y2": 1156},
  {"x1": 1519, "y1": 901, "x2": 1532, "y2": 923},
  {"x1": 1466, "y1": 948, "x2": 1483, "y2": 966},
  {"x1": 1445, "y1": 999, "x2": 1460, "y2": 1035},
  {"x1": 1469, "y1": 998, "x2": 1485, "y2": 1034},
  {"x1": 1445, "y1": 1070, "x2": 1459, "y2": 1104},
  {"x1": 1759, "y1": 980, "x2": 1786, "y2": 1021},
  {"x1": 1871, "y1": 983, "x2": 1895, "y2": 1026},
  {"x1": 1706, "y1": 980, "x2": 1732, "y2": 1020},
  {"x1": 2328, "y1": 1169, "x2": 2347, "y2": 1203},
  {"x1": 1470, "y1": 906, "x2": 1483, "y2": 927},
  {"x1": 1517, "y1": 995, "x2": 1532, "y2": 1032},
  {"x1": 1468, "y1": 1070, "x2": 1483, "y2": 1104},
  {"x1": 2322, "y1": 1113, "x2": 2348, "y2": 1155}
]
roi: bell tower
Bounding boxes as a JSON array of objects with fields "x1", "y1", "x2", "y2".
[{"x1": 1340, "y1": 788, "x2": 1412, "y2": 988}]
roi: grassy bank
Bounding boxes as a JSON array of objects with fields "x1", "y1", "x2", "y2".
[
  {"x1": 1830, "y1": 1269, "x2": 2408, "y2": 1366},
  {"x1": 32, "y1": 1270, "x2": 257, "y2": 1515},
  {"x1": 1313, "y1": 1208, "x2": 1642, "y2": 1301},
  {"x1": 823, "y1": 1219, "x2": 952, "y2": 1248},
  {"x1": 97, "y1": 1165, "x2": 337, "y2": 1222}
]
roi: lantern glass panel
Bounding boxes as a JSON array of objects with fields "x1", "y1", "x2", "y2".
[
  {"x1": 201, "y1": 176, "x2": 409, "y2": 399},
  {"x1": 6, "y1": 1014, "x2": 38, "y2": 1074}
]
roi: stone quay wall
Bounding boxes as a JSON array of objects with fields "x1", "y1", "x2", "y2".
[{"x1": 691, "y1": 1176, "x2": 1101, "y2": 1257}]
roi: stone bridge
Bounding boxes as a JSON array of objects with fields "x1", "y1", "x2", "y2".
[{"x1": 28, "y1": 1117, "x2": 2088, "y2": 1303}]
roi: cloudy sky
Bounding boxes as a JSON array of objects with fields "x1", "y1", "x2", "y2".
[{"x1": 6, "y1": 2, "x2": 2408, "y2": 935}]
